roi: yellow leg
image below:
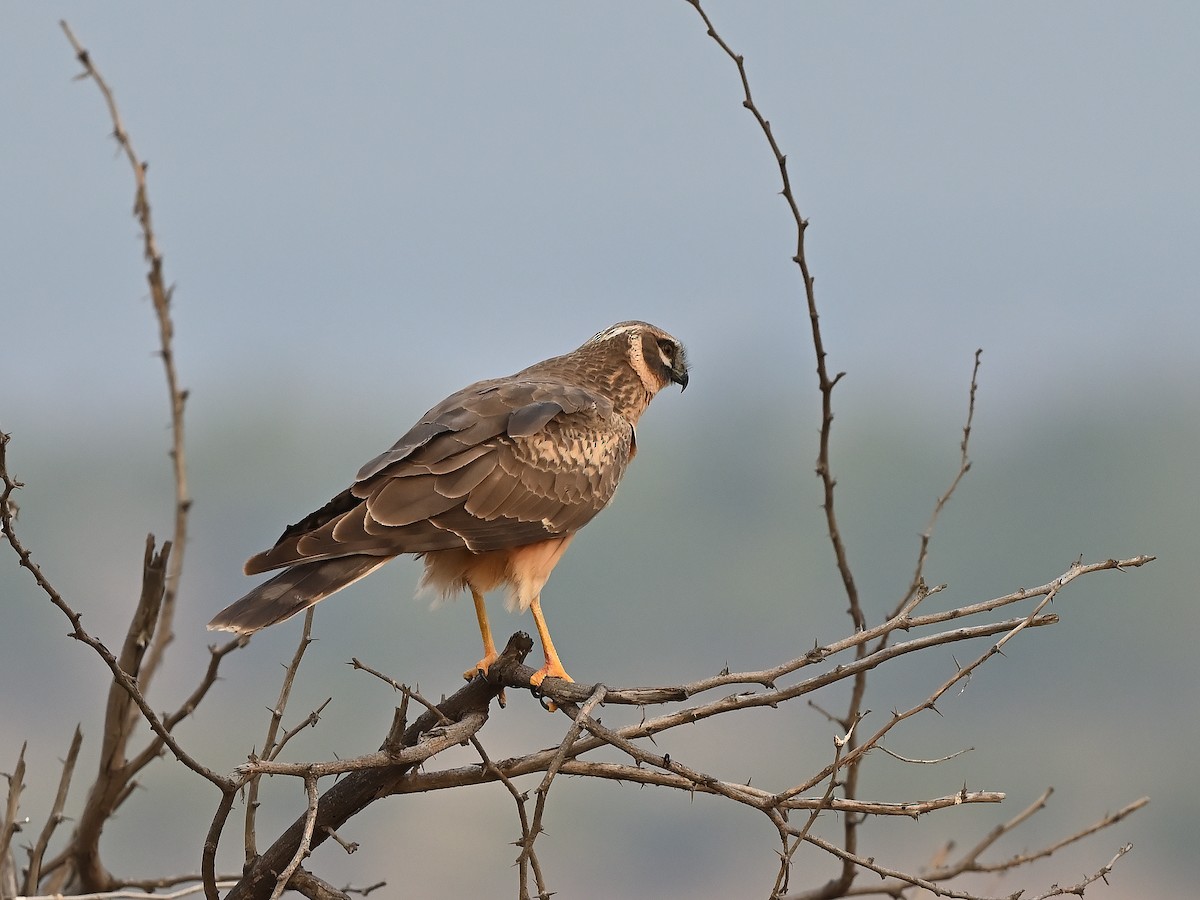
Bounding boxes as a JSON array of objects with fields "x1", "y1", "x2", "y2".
[
  {"x1": 528, "y1": 595, "x2": 574, "y2": 688},
  {"x1": 463, "y1": 587, "x2": 499, "y2": 679}
]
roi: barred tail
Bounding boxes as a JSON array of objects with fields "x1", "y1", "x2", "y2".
[{"x1": 207, "y1": 555, "x2": 393, "y2": 635}]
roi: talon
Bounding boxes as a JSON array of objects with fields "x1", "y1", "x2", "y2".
[
  {"x1": 530, "y1": 661, "x2": 573, "y2": 712},
  {"x1": 463, "y1": 650, "x2": 499, "y2": 683},
  {"x1": 529, "y1": 661, "x2": 574, "y2": 688},
  {"x1": 465, "y1": 650, "x2": 506, "y2": 707}
]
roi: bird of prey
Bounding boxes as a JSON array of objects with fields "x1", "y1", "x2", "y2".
[{"x1": 208, "y1": 321, "x2": 688, "y2": 691}]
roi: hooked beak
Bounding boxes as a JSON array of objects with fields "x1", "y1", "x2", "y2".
[{"x1": 670, "y1": 356, "x2": 690, "y2": 392}]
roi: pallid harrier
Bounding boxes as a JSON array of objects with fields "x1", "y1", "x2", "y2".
[{"x1": 208, "y1": 321, "x2": 688, "y2": 690}]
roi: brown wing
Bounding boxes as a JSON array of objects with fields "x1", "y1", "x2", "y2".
[{"x1": 243, "y1": 379, "x2": 633, "y2": 575}]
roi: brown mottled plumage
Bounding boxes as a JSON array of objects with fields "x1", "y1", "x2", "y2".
[{"x1": 208, "y1": 321, "x2": 688, "y2": 688}]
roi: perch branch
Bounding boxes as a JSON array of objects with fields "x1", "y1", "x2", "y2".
[{"x1": 216, "y1": 632, "x2": 530, "y2": 900}]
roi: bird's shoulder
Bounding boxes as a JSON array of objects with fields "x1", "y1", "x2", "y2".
[{"x1": 354, "y1": 376, "x2": 624, "y2": 487}]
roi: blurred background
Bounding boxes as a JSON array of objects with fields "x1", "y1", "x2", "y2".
[{"x1": 2, "y1": 3, "x2": 1196, "y2": 897}]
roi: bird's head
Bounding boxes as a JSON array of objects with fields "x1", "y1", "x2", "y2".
[{"x1": 588, "y1": 320, "x2": 690, "y2": 397}]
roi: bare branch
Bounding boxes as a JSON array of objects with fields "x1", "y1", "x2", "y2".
[
  {"x1": 71, "y1": 536, "x2": 172, "y2": 889},
  {"x1": 20, "y1": 883, "x2": 239, "y2": 900},
  {"x1": 467, "y1": 736, "x2": 544, "y2": 900},
  {"x1": 288, "y1": 868, "x2": 352, "y2": 900},
  {"x1": 898, "y1": 349, "x2": 984, "y2": 616},
  {"x1": 969, "y1": 796, "x2": 1148, "y2": 877},
  {"x1": 773, "y1": 724, "x2": 852, "y2": 898},
  {"x1": 270, "y1": 775, "x2": 320, "y2": 900},
  {"x1": 0, "y1": 435, "x2": 235, "y2": 797},
  {"x1": 24, "y1": 726, "x2": 84, "y2": 893},
  {"x1": 1024, "y1": 842, "x2": 1134, "y2": 900},
  {"x1": 528, "y1": 554, "x2": 1152, "y2": 710},
  {"x1": 1, "y1": 743, "x2": 27, "y2": 897},
  {"x1": 235, "y1": 712, "x2": 487, "y2": 780},
  {"x1": 58, "y1": 19, "x2": 192, "y2": 699},
  {"x1": 247, "y1": 608, "x2": 318, "y2": 862},
  {"x1": 521, "y1": 685, "x2": 608, "y2": 896},
  {"x1": 877, "y1": 744, "x2": 972, "y2": 766},
  {"x1": 217, "y1": 632, "x2": 530, "y2": 900},
  {"x1": 124, "y1": 633, "x2": 247, "y2": 778}
]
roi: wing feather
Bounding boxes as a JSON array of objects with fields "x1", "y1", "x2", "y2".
[
  {"x1": 244, "y1": 379, "x2": 634, "y2": 573},
  {"x1": 434, "y1": 453, "x2": 498, "y2": 498}
]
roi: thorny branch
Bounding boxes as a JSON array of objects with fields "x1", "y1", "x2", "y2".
[
  {"x1": 215, "y1": 634, "x2": 533, "y2": 900},
  {"x1": 24, "y1": 726, "x2": 83, "y2": 894},
  {"x1": 245, "y1": 609, "x2": 320, "y2": 863},
  {"x1": 59, "y1": 20, "x2": 192, "y2": 697},
  {"x1": 0, "y1": 21, "x2": 245, "y2": 898},
  {"x1": 898, "y1": 349, "x2": 984, "y2": 616},
  {"x1": 680, "y1": 2, "x2": 877, "y2": 893},
  {"x1": 0, "y1": 745, "x2": 26, "y2": 896},
  {"x1": 0, "y1": 437, "x2": 237, "y2": 799}
]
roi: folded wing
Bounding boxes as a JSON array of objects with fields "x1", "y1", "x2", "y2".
[{"x1": 243, "y1": 379, "x2": 634, "y2": 575}]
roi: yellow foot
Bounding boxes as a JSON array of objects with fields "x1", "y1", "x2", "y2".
[
  {"x1": 464, "y1": 652, "x2": 505, "y2": 707},
  {"x1": 463, "y1": 650, "x2": 499, "y2": 682},
  {"x1": 529, "y1": 662, "x2": 574, "y2": 688},
  {"x1": 530, "y1": 662, "x2": 574, "y2": 712}
]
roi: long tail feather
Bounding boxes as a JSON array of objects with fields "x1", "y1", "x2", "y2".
[{"x1": 207, "y1": 555, "x2": 393, "y2": 635}]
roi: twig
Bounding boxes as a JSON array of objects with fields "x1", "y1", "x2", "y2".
[
  {"x1": 247, "y1": 609, "x2": 318, "y2": 861},
  {"x1": 1025, "y1": 842, "x2": 1134, "y2": 900},
  {"x1": 772, "y1": 721, "x2": 853, "y2": 898},
  {"x1": 520, "y1": 686, "x2": 607, "y2": 897},
  {"x1": 897, "y1": 349, "x2": 984, "y2": 617},
  {"x1": 321, "y1": 825, "x2": 359, "y2": 855},
  {"x1": 19, "y1": 883, "x2": 239, "y2": 900},
  {"x1": 217, "y1": 633, "x2": 530, "y2": 900},
  {"x1": 0, "y1": 437, "x2": 233, "y2": 797},
  {"x1": 877, "y1": 744, "x2": 972, "y2": 765},
  {"x1": 525, "y1": 554, "x2": 1153, "y2": 709},
  {"x1": 681, "y1": 0, "x2": 859, "y2": 623},
  {"x1": 24, "y1": 725, "x2": 84, "y2": 893},
  {"x1": 235, "y1": 712, "x2": 487, "y2": 779},
  {"x1": 274, "y1": 699, "x2": 333, "y2": 759},
  {"x1": 123, "y1": 634, "x2": 247, "y2": 777},
  {"x1": 467, "y1": 737, "x2": 544, "y2": 900},
  {"x1": 395, "y1": 759, "x2": 1005, "y2": 815},
  {"x1": 58, "y1": 19, "x2": 191, "y2": 699},
  {"x1": 71, "y1": 536, "x2": 172, "y2": 889},
  {"x1": 1, "y1": 743, "x2": 27, "y2": 896},
  {"x1": 202, "y1": 789, "x2": 239, "y2": 900},
  {"x1": 970, "y1": 796, "x2": 1148, "y2": 876},
  {"x1": 288, "y1": 868, "x2": 352, "y2": 900},
  {"x1": 270, "y1": 776, "x2": 320, "y2": 900}
]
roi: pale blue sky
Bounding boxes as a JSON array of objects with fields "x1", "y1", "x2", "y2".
[{"x1": 3, "y1": 2, "x2": 1197, "y2": 435}]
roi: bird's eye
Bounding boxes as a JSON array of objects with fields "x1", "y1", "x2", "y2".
[{"x1": 657, "y1": 339, "x2": 675, "y2": 364}]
